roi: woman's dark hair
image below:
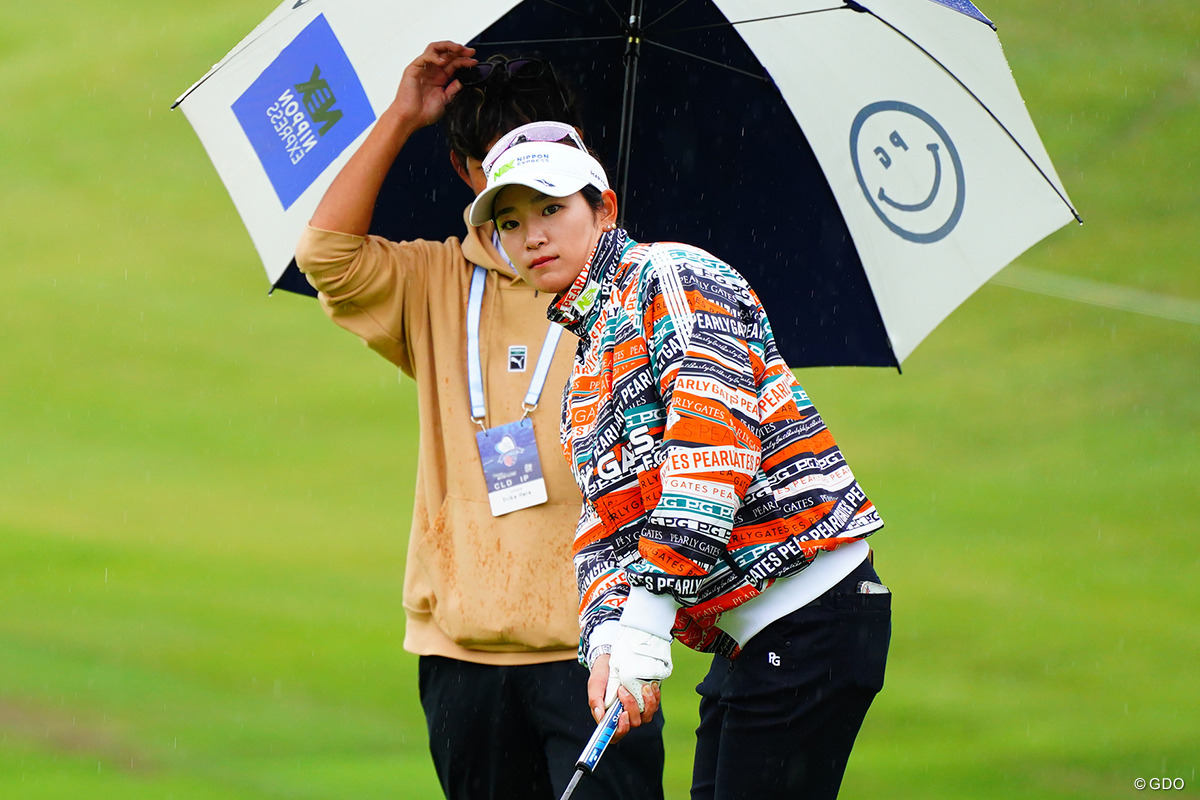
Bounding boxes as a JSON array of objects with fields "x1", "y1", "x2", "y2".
[
  {"x1": 442, "y1": 55, "x2": 584, "y2": 163},
  {"x1": 580, "y1": 184, "x2": 607, "y2": 215}
]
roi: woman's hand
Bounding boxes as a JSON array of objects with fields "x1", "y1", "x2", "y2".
[{"x1": 588, "y1": 653, "x2": 662, "y2": 743}]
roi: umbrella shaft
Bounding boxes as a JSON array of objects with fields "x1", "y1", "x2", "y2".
[{"x1": 616, "y1": 0, "x2": 645, "y2": 222}]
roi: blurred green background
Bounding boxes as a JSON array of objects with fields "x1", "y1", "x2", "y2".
[{"x1": 2, "y1": 1, "x2": 1197, "y2": 797}]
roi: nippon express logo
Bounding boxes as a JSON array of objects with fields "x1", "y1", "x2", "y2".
[
  {"x1": 269, "y1": 67, "x2": 340, "y2": 162},
  {"x1": 493, "y1": 152, "x2": 551, "y2": 180},
  {"x1": 232, "y1": 15, "x2": 374, "y2": 210}
]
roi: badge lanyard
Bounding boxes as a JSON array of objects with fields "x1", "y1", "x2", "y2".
[
  {"x1": 467, "y1": 265, "x2": 563, "y2": 515},
  {"x1": 467, "y1": 266, "x2": 563, "y2": 424}
]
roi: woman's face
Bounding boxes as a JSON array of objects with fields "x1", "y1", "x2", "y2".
[{"x1": 494, "y1": 185, "x2": 617, "y2": 294}]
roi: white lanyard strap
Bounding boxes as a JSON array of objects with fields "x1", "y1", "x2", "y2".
[
  {"x1": 467, "y1": 266, "x2": 489, "y2": 420},
  {"x1": 467, "y1": 266, "x2": 563, "y2": 425},
  {"x1": 526, "y1": 324, "x2": 564, "y2": 409}
]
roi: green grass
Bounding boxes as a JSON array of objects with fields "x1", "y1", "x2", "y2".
[{"x1": 2, "y1": 0, "x2": 1198, "y2": 797}]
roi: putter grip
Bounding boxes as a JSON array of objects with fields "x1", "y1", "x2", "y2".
[{"x1": 576, "y1": 701, "x2": 623, "y2": 773}]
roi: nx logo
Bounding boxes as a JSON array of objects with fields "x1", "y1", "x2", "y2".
[
  {"x1": 261, "y1": 65, "x2": 343, "y2": 168},
  {"x1": 294, "y1": 65, "x2": 343, "y2": 136}
]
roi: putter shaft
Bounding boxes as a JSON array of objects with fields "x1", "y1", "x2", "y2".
[
  {"x1": 559, "y1": 768, "x2": 584, "y2": 800},
  {"x1": 558, "y1": 701, "x2": 623, "y2": 800}
]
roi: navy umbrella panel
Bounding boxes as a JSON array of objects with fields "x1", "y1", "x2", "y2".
[
  {"x1": 327, "y1": 0, "x2": 890, "y2": 368},
  {"x1": 177, "y1": 0, "x2": 1076, "y2": 369}
]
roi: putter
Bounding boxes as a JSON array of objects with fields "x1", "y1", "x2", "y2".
[{"x1": 558, "y1": 700, "x2": 624, "y2": 800}]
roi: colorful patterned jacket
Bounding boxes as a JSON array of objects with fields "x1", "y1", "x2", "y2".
[{"x1": 549, "y1": 230, "x2": 883, "y2": 660}]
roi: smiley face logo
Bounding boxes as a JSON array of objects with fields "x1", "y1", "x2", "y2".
[{"x1": 849, "y1": 101, "x2": 965, "y2": 243}]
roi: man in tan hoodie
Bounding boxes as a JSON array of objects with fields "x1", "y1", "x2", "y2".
[{"x1": 293, "y1": 41, "x2": 664, "y2": 800}]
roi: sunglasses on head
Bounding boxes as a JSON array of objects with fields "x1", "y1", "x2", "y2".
[
  {"x1": 482, "y1": 121, "x2": 588, "y2": 179},
  {"x1": 455, "y1": 58, "x2": 548, "y2": 87}
]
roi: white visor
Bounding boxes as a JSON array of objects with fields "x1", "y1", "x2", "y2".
[{"x1": 469, "y1": 138, "x2": 610, "y2": 226}]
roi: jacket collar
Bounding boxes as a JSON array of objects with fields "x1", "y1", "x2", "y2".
[{"x1": 548, "y1": 228, "x2": 632, "y2": 337}]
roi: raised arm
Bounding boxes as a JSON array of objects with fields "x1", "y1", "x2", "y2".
[{"x1": 308, "y1": 41, "x2": 476, "y2": 235}]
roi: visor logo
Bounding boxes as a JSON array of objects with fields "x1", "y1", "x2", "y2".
[{"x1": 849, "y1": 101, "x2": 965, "y2": 244}]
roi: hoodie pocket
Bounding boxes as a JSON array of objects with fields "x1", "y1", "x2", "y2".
[{"x1": 414, "y1": 494, "x2": 581, "y2": 651}]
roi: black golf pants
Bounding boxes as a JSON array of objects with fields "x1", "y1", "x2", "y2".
[
  {"x1": 691, "y1": 557, "x2": 891, "y2": 800},
  {"x1": 419, "y1": 656, "x2": 665, "y2": 800}
]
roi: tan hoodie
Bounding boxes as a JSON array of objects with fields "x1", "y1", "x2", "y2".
[{"x1": 295, "y1": 214, "x2": 581, "y2": 665}]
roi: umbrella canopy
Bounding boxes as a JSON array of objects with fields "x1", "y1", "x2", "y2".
[{"x1": 175, "y1": 0, "x2": 1077, "y2": 368}]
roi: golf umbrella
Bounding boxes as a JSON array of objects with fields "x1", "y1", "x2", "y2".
[{"x1": 174, "y1": 0, "x2": 1078, "y2": 368}]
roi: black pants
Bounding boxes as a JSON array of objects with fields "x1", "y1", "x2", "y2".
[
  {"x1": 419, "y1": 656, "x2": 665, "y2": 800},
  {"x1": 691, "y1": 558, "x2": 891, "y2": 800}
]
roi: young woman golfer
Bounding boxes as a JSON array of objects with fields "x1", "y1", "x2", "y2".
[{"x1": 470, "y1": 122, "x2": 892, "y2": 800}]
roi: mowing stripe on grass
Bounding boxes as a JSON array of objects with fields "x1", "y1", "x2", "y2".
[{"x1": 992, "y1": 265, "x2": 1200, "y2": 325}]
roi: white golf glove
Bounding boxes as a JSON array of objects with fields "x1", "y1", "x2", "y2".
[{"x1": 604, "y1": 625, "x2": 673, "y2": 713}]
